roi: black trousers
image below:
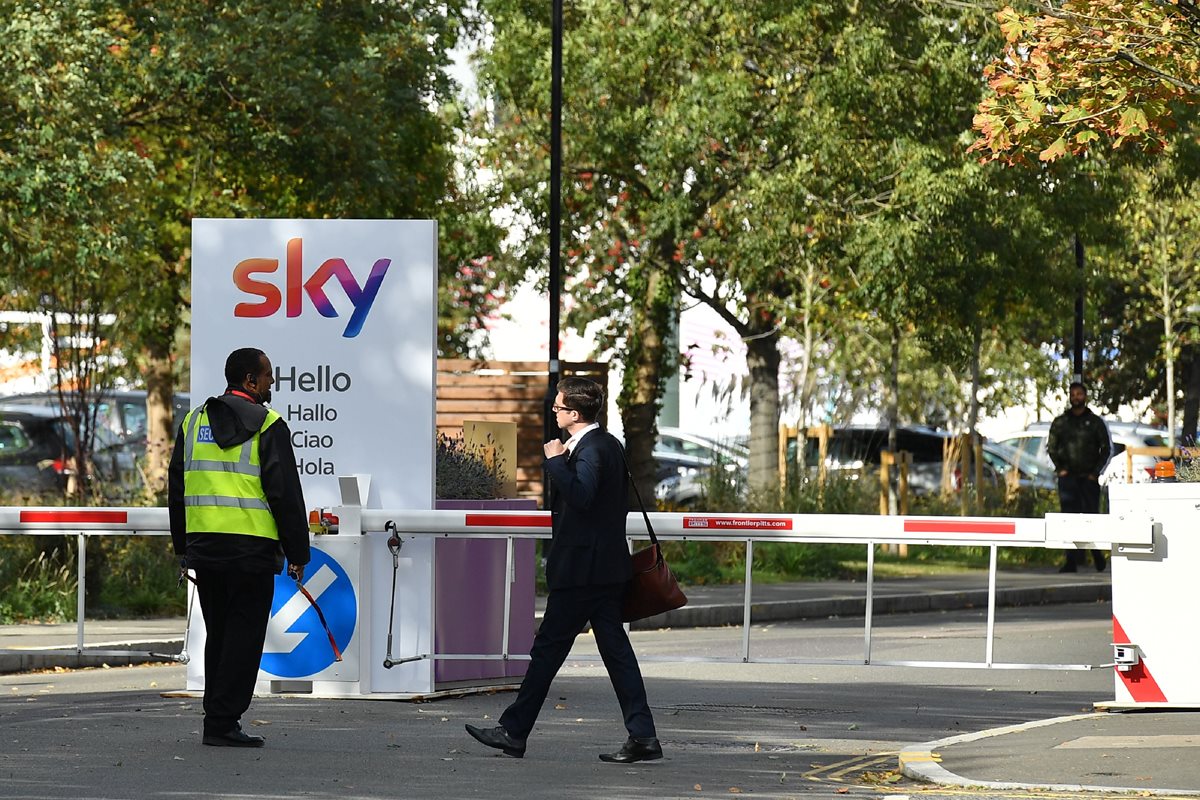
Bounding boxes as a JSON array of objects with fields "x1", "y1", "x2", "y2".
[
  {"x1": 500, "y1": 582, "x2": 655, "y2": 741},
  {"x1": 1057, "y1": 474, "x2": 1106, "y2": 569},
  {"x1": 194, "y1": 568, "x2": 275, "y2": 735}
]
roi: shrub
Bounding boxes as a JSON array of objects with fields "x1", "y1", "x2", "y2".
[
  {"x1": 436, "y1": 432, "x2": 506, "y2": 500},
  {"x1": 0, "y1": 548, "x2": 76, "y2": 623}
]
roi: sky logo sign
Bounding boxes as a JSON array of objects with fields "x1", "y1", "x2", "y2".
[{"x1": 232, "y1": 237, "x2": 391, "y2": 338}]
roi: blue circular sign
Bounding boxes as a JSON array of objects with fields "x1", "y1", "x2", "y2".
[{"x1": 260, "y1": 546, "x2": 357, "y2": 678}]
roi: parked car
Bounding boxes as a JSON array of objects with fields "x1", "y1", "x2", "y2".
[
  {"x1": 0, "y1": 390, "x2": 190, "y2": 440},
  {"x1": 795, "y1": 425, "x2": 1057, "y2": 495},
  {"x1": 0, "y1": 391, "x2": 191, "y2": 490},
  {"x1": 656, "y1": 427, "x2": 749, "y2": 468},
  {"x1": 994, "y1": 420, "x2": 1169, "y2": 485},
  {"x1": 611, "y1": 428, "x2": 747, "y2": 507},
  {"x1": 0, "y1": 406, "x2": 132, "y2": 494},
  {"x1": 797, "y1": 425, "x2": 965, "y2": 495},
  {"x1": 978, "y1": 440, "x2": 1057, "y2": 492}
]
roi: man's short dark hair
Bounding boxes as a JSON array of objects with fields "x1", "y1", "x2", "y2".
[
  {"x1": 557, "y1": 376, "x2": 604, "y2": 423},
  {"x1": 225, "y1": 348, "x2": 266, "y2": 386},
  {"x1": 1069, "y1": 381, "x2": 1086, "y2": 392}
]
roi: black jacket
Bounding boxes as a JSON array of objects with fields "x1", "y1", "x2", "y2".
[
  {"x1": 543, "y1": 429, "x2": 632, "y2": 590},
  {"x1": 168, "y1": 389, "x2": 310, "y2": 574},
  {"x1": 1047, "y1": 407, "x2": 1112, "y2": 478}
]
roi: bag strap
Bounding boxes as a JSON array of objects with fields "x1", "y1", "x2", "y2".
[{"x1": 615, "y1": 435, "x2": 658, "y2": 547}]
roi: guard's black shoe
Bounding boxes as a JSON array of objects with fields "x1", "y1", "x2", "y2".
[
  {"x1": 1095, "y1": 553, "x2": 1107, "y2": 572},
  {"x1": 1058, "y1": 562, "x2": 1077, "y2": 573},
  {"x1": 202, "y1": 725, "x2": 265, "y2": 748},
  {"x1": 599, "y1": 736, "x2": 663, "y2": 763},
  {"x1": 465, "y1": 724, "x2": 526, "y2": 758}
]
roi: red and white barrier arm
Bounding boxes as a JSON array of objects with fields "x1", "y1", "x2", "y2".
[
  {"x1": 0, "y1": 506, "x2": 1154, "y2": 551},
  {"x1": 358, "y1": 509, "x2": 1063, "y2": 547},
  {"x1": 0, "y1": 507, "x2": 170, "y2": 535}
]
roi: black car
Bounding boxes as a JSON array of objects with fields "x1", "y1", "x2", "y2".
[
  {"x1": 0, "y1": 407, "x2": 79, "y2": 494},
  {"x1": 796, "y1": 425, "x2": 1015, "y2": 495}
]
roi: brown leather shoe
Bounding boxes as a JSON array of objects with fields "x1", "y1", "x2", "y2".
[
  {"x1": 465, "y1": 724, "x2": 526, "y2": 758},
  {"x1": 599, "y1": 736, "x2": 662, "y2": 763}
]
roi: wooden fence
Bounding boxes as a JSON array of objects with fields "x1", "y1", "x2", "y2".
[{"x1": 437, "y1": 359, "x2": 608, "y2": 503}]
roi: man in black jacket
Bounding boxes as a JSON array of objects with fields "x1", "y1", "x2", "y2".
[
  {"x1": 169, "y1": 347, "x2": 310, "y2": 747},
  {"x1": 1047, "y1": 381, "x2": 1112, "y2": 572},
  {"x1": 465, "y1": 376, "x2": 660, "y2": 763}
]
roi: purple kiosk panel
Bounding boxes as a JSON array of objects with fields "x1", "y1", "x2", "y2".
[{"x1": 434, "y1": 499, "x2": 537, "y2": 685}]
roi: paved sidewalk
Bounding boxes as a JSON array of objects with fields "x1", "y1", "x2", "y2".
[{"x1": 901, "y1": 711, "x2": 1200, "y2": 796}]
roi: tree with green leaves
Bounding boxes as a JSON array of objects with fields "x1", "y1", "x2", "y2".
[
  {"x1": 0, "y1": 2, "x2": 150, "y2": 501},
  {"x1": 3, "y1": 0, "x2": 506, "y2": 497},
  {"x1": 477, "y1": 0, "x2": 1038, "y2": 495}
]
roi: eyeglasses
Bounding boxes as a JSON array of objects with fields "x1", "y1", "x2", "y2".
[{"x1": 551, "y1": 404, "x2": 576, "y2": 414}]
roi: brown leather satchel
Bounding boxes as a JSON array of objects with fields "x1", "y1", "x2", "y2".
[{"x1": 619, "y1": 449, "x2": 687, "y2": 622}]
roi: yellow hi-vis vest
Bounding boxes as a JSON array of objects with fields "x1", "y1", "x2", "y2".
[{"x1": 182, "y1": 403, "x2": 282, "y2": 540}]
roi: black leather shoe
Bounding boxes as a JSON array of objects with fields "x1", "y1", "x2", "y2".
[
  {"x1": 202, "y1": 725, "x2": 265, "y2": 748},
  {"x1": 465, "y1": 724, "x2": 525, "y2": 758},
  {"x1": 1095, "y1": 553, "x2": 1107, "y2": 572},
  {"x1": 599, "y1": 736, "x2": 663, "y2": 763}
]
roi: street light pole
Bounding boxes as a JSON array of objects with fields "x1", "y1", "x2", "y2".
[
  {"x1": 1073, "y1": 233, "x2": 1085, "y2": 384},
  {"x1": 544, "y1": 0, "x2": 563, "y2": 507}
]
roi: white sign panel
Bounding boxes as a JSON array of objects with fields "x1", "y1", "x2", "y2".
[{"x1": 191, "y1": 219, "x2": 436, "y2": 509}]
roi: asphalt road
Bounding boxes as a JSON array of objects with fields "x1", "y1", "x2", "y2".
[{"x1": 0, "y1": 602, "x2": 1131, "y2": 800}]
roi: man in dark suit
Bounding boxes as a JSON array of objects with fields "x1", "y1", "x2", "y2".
[{"x1": 466, "y1": 376, "x2": 661, "y2": 763}]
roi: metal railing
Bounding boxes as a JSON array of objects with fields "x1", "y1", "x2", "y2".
[{"x1": 0, "y1": 506, "x2": 1151, "y2": 670}]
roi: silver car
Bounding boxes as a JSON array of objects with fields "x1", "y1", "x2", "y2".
[{"x1": 995, "y1": 420, "x2": 1169, "y2": 485}]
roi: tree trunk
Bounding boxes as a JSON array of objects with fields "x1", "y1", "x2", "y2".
[
  {"x1": 967, "y1": 323, "x2": 982, "y2": 438},
  {"x1": 967, "y1": 323, "x2": 983, "y2": 498},
  {"x1": 142, "y1": 339, "x2": 176, "y2": 501},
  {"x1": 793, "y1": 260, "x2": 817, "y2": 427},
  {"x1": 887, "y1": 322, "x2": 900, "y2": 454},
  {"x1": 619, "y1": 260, "x2": 673, "y2": 508},
  {"x1": 744, "y1": 319, "x2": 781, "y2": 493},
  {"x1": 886, "y1": 322, "x2": 901, "y2": 515}
]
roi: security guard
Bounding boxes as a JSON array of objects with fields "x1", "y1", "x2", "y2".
[{"x1": 169, "y1": 347, "x2": 310, "y2": 747}]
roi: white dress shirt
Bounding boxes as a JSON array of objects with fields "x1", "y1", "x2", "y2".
[{"x1": 564, "y1": 422, "x2": 600, "y2": 454}]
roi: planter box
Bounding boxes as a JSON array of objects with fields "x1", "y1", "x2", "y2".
[{"x1": 434, "y1": 499, "x2": 537, "y2": 687}]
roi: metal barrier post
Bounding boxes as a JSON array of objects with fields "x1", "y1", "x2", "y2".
[
  {"x1": 864, "y1": 541, "x2": 875, "y2": 664},
  {"x1": 501, "y1": 535, "x2": 514, "y2": 661},
  {"x1": 76, "y1": 533, "x2": 86, "y2": 653},
  {"x1": 985, "y1": 544, "x2": 998, "y2": 666},
  {"x1": 741, "y1": 539, "x2": 754, "y2": 662}
]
